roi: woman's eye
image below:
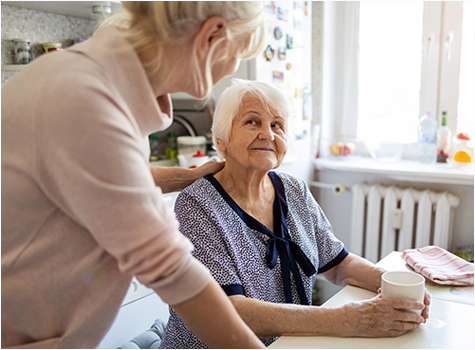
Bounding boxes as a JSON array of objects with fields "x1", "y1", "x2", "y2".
[{"x1": 246, "y1": 120, "x2": 256, "y2": 125}]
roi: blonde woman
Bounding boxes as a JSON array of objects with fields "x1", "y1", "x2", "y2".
[{"x1": 1, "y1": 2, "x2": 266, "y2": 348}]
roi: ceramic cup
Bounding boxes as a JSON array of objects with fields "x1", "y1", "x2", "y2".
[{"x1": 381, "y1": 271, "x2": 425, "y2": 315}]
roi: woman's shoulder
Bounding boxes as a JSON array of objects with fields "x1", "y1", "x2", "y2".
[
  {"x1": 177, "y1": 176, "x2": 216, "y2": 202},
  {"x1": 271, "y1": 171, "x2": 308, "y2": 194}
]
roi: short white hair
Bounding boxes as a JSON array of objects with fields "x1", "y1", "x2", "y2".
[{"x1": 212, "y1": 79, "x2": 295, "y2": 159}]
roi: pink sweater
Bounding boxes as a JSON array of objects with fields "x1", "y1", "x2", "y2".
[{"x1": 1, "y1": 26, "x2": 210, "y2": 348}]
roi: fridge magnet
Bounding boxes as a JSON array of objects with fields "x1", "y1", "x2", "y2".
[
  {"x1": 277, "y1": 7, "x2": 289, "y2": 21},
  {"x1": 272, "y1": 71, "x2": 284, "y2": 82},
  {"x1": 304, "y1": 1, "x2": 309, "y2": 16},
  {"x1": 293, "y1": 18, "x2": 301, "y2": 30},
  {"x1": 286, "y1": 34, "x2": 293, "y2": 49},
  {"x1": 294, "y1": 1, "x2": 305, "y2": 11},
  {"x1": 264, "y1": 45, "x2": 275, "y2": 61},
  {"x1": 264, "y1": 1, "x2": 276, "y2": 14},
  {"x1": 286, "y1": 62, "x2": 292, "y2": 70},
  {"x1": 277, "y1": 47, "x2": 287, "y2": 60},
  {"x1": 266, "y1": 20, "x2": 272, "y2": 35},
  {"x1": 273, "y1": 26, "x2": 283, "y2": 40}
]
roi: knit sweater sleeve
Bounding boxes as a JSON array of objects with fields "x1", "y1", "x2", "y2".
[{"x1": 34, "y1": 55, "x2": 210, "y2": 305}]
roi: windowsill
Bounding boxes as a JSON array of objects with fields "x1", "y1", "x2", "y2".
[{"x1": 314, "y1": 156, "x2": 474, "y2": 185}]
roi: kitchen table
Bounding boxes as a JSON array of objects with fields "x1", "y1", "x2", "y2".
[{"x1": 269, "y1": 251, "x2": 474, "y2": 349}]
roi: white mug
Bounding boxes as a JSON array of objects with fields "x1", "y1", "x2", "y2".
[{"x1": 381, "y1": 271, "x2": 425, "y2": 315}]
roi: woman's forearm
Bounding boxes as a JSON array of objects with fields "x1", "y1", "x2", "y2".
[
  {"x1": 324, "y1": 253, "x2": 385, "y2": 293},
  {"x1": 229, "y1": 295, "x2": 345, "y2": 339},
  {"x1": 172, "y1": 281, "x2": 264, "y2": 349},
  {"x1": 150, "y1": 161, "x2": 224, "y2": 193},
  {"x1": 229, "y1": 293, "x2": 424, "y2": 339}
]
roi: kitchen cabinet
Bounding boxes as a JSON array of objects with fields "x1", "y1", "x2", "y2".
[
  {"x1": 1, "y1": 1, "x2": 121, "y2": 20},
  {"x1": 1, "y1": 1, "x2": 121, "y2": 77}
]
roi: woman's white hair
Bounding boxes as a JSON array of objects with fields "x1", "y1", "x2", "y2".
[
  {"x1": 100, "y1": 2, "x2": 266, "y2": 99},
  {"x1": 212, "y1": 78, "x2": 295, "y2": 159}
]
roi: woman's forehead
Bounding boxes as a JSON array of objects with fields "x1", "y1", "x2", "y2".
[{"x1": 238, "y1": 94, "x2": 279, "y2": 115}]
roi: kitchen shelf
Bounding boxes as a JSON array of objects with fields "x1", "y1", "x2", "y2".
[
  {"x1": 314, "y1": 157, "x2": 474, "y2": 186},
  {"x1": 2, "y1": 1, "x2": 122, "y2": 20},
  {"x1": 2, "y1": 65, "x2": 27, "y2": 71}
]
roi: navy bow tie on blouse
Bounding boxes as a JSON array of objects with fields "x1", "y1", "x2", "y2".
[{"x1": 266, "y1": 183, "x2": 316, "y2": 305}]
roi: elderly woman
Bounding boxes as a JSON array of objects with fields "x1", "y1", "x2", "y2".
[{"x1": 160, "y1": 79, "x2": 430, "y2": 348}]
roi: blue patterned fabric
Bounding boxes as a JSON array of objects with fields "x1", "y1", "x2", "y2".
[{"x1": 160, "y1": 172, "x2": 348, "y2": 349}]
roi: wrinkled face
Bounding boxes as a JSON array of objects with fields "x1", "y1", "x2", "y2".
[{"x1": 217, "y1": 94, "x2": 288, "y2": 171}]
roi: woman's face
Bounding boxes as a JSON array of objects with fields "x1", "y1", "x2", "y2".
[{"x1": 218, "y1": 94, "x2": 288, "y2": 172}]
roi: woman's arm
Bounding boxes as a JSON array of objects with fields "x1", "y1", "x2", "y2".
[
  {"x1": 322, "y1": 252, "x2": 385, "y2": 292},
  {"x1": 322, "y1": 252, "x2": 430, "y2": 320},
  {"x1": 172, "y1": 280, "x2": 264, "y2": 349},
  {"x1": 150, "y1": 161, "x2": 224, "y2": 193},
  {"x1": 229, "y1": 293, "x2": 425, "y2": 339}
]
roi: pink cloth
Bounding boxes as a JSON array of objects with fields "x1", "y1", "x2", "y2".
[
  {"x1": 1, "y1": 26, "x2": 210, "y2": 348},
  {"x1": 402, "y1": 246, "x2": 474, "y2": 286}
]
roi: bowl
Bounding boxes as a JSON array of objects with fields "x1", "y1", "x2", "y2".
[{"x1": 364, "y1": 141, "x2": 406, "y2": 163}]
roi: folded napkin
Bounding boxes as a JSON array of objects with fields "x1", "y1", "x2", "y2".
[{"x1": 402, "y1": 246, "x2": 474, "y2": 286}]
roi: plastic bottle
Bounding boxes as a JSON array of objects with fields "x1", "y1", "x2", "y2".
[
  {"x1": 436, "y1": 111, "x2": 451, "y2": 163},
  {"x1": 149, "y1": 134, "x2": 160, "y2": 161},
  {"x1": 165, "y1": 132, "x2": 178, "y2": 160},
  {"x1": 418, "y1": 112, "x2": 437, "y2": 164}
]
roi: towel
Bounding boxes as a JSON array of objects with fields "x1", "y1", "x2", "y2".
[{"x1": 402, "y1": 246, "x2": 474, "y2": 286}]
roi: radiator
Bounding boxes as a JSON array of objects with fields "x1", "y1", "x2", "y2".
[{"x1": 350, "y1": 183, "x2": 460, "y2": 263}]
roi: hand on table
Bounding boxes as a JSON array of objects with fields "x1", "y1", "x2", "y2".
[
  {"x1": 376, "y1": 286, "x2": 431, "y2": 322},
  {"x1": 339, "y1": 294, "x2": 426, "y2": 338}
]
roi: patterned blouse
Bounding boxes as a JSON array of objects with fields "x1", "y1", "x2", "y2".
[{"x1": 160, "y1": 171, "x2": 348, "y2": 348}]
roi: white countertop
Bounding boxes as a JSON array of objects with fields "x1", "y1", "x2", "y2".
[{"x1": 269, "y1": 252, "x2": 475, "y2": 349}]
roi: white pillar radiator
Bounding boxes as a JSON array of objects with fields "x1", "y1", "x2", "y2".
[{"x1": 350, "y1": 183, "x2": 460, "y2": 263}]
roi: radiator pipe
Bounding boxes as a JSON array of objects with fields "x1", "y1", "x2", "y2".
[{"x1": 309, "y1": 181, "x2": 349, "y2": 195}]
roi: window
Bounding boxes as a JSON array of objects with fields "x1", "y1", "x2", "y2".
[
  {"x1": 358, "y1": 2, "x2": 423, "y2": 143},
  {"x1": 320, "y1": 1, "x2": 474, "y2": 156},
  {"x1": 357, "y1": 1, "x2": 473, "y2": 145},
  {"x1": 457, "y1": 1, "x2": 474, "y2": 134}
]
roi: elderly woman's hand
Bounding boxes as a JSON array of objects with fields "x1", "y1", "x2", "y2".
[{"x1": 338, "y1": 294, "x2": 426, "y2": 338}]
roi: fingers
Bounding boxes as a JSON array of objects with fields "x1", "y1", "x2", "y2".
[
  {"x1": 394, "y1": 309, "x2": 425, "y2": 324},
  {"x1": 390, "y1": 298, "x2": 425, "y2": 313},
  {"x1": 391, "y1": 320, "x2": 422, "y2": 332},
  {"x1": 424, "y1": 290, "x2": 431, "y2": 306},
  {"x1": 422, "y1": 304, "x2": 430, "y2": 321}
]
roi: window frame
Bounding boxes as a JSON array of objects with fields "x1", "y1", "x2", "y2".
[{"x1": 319, "y1": 1, "x2": 468, "y2": 159}]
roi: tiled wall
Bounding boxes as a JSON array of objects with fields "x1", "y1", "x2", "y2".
[{"x1": 1, "y1": 5, "x2": 96, "y2": 86}]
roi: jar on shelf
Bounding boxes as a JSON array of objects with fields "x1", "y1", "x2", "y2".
[
  {"x1": 43, "y1": 42, "x2": 62, "y2": 53},
  {"x1": 13, "y1": 39, "x2": 31, "y2": 65}
]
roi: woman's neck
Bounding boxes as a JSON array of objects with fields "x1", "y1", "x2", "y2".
[
  {"x1": 214, "y1": 162, "x2": 273, "y2": 204},
  {"x1": 131, "y1": 35, "x2": 197, "y2": 98}
]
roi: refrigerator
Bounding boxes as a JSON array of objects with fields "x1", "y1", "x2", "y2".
[{"x1": 212, "y1": 1, "x2": 315, "y2": 183}]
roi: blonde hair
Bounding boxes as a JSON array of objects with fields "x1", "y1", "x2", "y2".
[
  {"x1": 101, "y1": 2, "x2": 266, "y2": 98},
  {"x1": 212, "y1": 79, "x2": 295, "y2": 159}
]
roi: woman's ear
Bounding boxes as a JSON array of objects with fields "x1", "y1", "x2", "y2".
[
  {"x1": 215, "y1": 138, "x2": 227, "y2": 153},
  {"x1": 196, "y1": 16, "x2": 227, "y2": 60}
]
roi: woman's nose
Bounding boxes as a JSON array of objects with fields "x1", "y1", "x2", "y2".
[{"x1": 258, "y1": 125, "x2": 275, "y2": 141}]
